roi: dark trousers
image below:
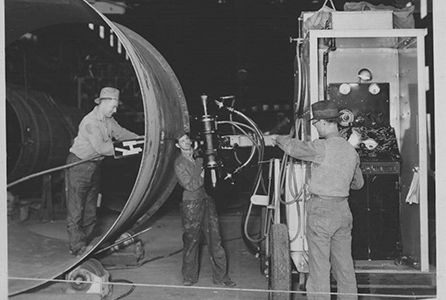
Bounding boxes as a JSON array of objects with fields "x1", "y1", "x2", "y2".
[
  {"x1": 181, "y1": 197, "x2": 229, "y2": 283},
  {"x1": 65, "y1": 153, "x2": 101, "y2": 253}
]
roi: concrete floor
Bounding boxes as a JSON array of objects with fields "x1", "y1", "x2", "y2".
[
  {"x1": 100, "y1": 208, "x2": 274, "y2": 300},
  {"x1": 8, "y1": 197, "x2": 436, "y2": 300},
  {"x1": 106, "y1": 211, "x2": 275, "y2": 300},
  {"x1": 9, "y1": 200, "x2": 283, "y2": 300}
]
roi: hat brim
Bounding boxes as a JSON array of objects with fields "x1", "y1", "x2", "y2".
[
  {"x1": 94, "y1": 97, "x2": 119, "y2": 104},
  {"x1": 175, "y1": 131, "x2": 189, "y2": 141},
  {"x1": 309, "y1": 113, "x2": 341, "y2": 121}
]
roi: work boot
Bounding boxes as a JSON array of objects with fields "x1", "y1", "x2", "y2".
[
  {"x1": 183, "y1": 279, "x2": 197, "y2": 286},
  {"x1": 213, "y1": 278, "x2": 236, "y2": 287}
]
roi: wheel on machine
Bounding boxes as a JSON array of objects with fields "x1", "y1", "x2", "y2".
[
  {"x1": 66, "y1": 258, "x2": 112, "y2": 297},
  {"x1": 298, "y1": 272, "x2": 308, "y2": 291},
  {"x1": 268, "y1": 223, "x2": 291, "y2": 300}
]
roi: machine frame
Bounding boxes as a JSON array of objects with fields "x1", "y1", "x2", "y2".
[
  {"x1": 304, "y1": 27, "x2": 429, "y2": 271},
  {"x1": 252, "y1": 10, "x2": 433, "y2": 300}
]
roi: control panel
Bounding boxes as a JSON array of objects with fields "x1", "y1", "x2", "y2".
[{"x1": 360, "y1": 161, "x2": 400, "y2": 175}]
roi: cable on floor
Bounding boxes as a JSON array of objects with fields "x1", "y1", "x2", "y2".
[
  {"x1": 103, "y1": 236, "x2": 245, "y2": 270},
  {"x1": 108, "y1": 279, "x2": 136, "y2": 300}
]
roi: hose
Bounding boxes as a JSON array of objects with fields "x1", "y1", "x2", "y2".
[
  {"x1": 103, "y1": 235, "x2": 246, "y2": 270},
  {"x1": 242, "y1": 159, "x2": 273, "y2": 244},
  {"x1": 274, "y1": 43, "x2": 308, "y2": 242},
  {"x1": 277, "y1": 119, "x2": 306, "y2": 206},
  {"x1": 225, "y1": 108, "x2": 266, "y2": 197},
  {"x1": 95, "y1": 226, "x2": 153, "y2": 255},
  {"x1": 218, "y1": 120, "x2": 259, "y2": 175},
  {"x1": 108, "y1": 279, "x2": 136, "y2": 300},
  {"x1": 244, "y1": 42, "x2": 309, "y2": 252},
  {"x1": 220, "y1": 108, "x2": 266, "y2": 255},
  {"x1": 7, "y1": 154, "x2": 102, "y2": 188}
]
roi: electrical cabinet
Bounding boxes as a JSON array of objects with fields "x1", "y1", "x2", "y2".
[{"x1": 349, "y1": 161, "x2": 401, "y2": 260}]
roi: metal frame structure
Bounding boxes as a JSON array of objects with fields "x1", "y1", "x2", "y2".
[{"x1": 306, "y1": 27, "x2": 429, "y2": 272}]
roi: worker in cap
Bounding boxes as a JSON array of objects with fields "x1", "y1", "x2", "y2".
[
  {"x1": 309, "y1": 100, "x2": 341, "y2": 122},
  {"x1": 271, "y1": 100, "x2": 364, "y2": 300},
  {"x1": 174, "y1": 130, "x2": 188, "y2": 143},
  {"x1": 173, "y1": 130, "x2": 236, "y2": 288},
  {"x1": 65, "y1": 87, "x2": 140, "y2": 257}
]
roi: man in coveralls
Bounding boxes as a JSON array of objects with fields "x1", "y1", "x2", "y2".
[
  {"x1": 271, "y1": 100, "x2": 364, "y2": 300},
  {"x1": 174, "y1": 131, "x2": 236, "y2": 287},
  {"x1": 66, "y1": 87, "x2": 139, "y2": 256}
]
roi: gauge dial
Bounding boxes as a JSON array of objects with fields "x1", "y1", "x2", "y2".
[
  {"x1": 368, "y1": 83, "x2": 380, "y2": 95},
  {"x1": 339, "y1": 109, "x2": 354, "y2": 127},
  {"x1": 339, "y1": 83, "x2": 351, "y2": 95}
]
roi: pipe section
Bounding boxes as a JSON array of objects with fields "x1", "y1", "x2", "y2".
[
  {"x1": 6, "y1": 85, "x2": 81, "y2": 182},
  {"x1": 6, "y1": 0, "x2": 189, "y2": 295}
]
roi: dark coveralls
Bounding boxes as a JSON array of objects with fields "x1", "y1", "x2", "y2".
[
  {"x1": 66, "y1": 106, "x2": 138, "y2": 254},
  {"x1": 174, "y1": 154, "x2": 230, "y2": 284},
  {"x1": 276, "y1": 132, "x2": 364, "y2": 300},
  {"x1": 65, "y1": 153, "x2": 101, "y2": 254}
]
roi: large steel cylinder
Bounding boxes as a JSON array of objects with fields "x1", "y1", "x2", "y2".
[
  {"x1": 6, "y1": 0, "x2": 189, "y2": 295},
  {"x1": 6, "y1": 85, "x2": 82, "y2": 182}
]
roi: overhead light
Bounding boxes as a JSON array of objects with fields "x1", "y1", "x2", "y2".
[{"x1": 20, "y1": 33, "x2": 38, "y2": 42}]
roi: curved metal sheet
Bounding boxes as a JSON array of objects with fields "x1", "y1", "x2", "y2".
[
  {"x1": 7, "y1": 0, "x2": 189, "y2": 295},
  {"x1": 6, "y1": 86, "x2": 81, "y2": 182}
]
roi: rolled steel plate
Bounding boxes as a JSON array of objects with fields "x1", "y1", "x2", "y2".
[{"x1": 7, "y1": 0, "x2": 189, "y2": 295}]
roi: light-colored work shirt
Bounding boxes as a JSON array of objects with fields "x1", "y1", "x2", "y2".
[
  {"x1": 69, "y1": 106, "x2": 138, "y2": 159},
  {"x1": 276, "y1": 131, "x2": 364, "y2": 197}
]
